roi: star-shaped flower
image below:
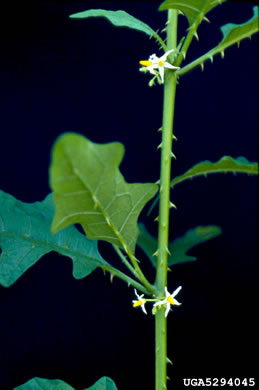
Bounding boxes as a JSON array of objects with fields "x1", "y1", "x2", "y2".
[
  {"x1": 139, "y1": 49, "x2": 180, "y2": 84},
  {"x1": 153, "y1": 286, "x2": 182, "y2": 317},
  {"x1": 132, "y1": 289, "x2": 147, "y2": 314}
]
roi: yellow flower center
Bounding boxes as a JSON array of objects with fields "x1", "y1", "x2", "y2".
[
  {"x1": 139, "y1": 60, "x2": 152, "y2": 67},
  {"x1": 158, "y1": 60, "x2": 164, "y2": 67},
  {"x1": 133, "y1": 300, "x2": 143, "y2": 308},
  {"x1": 167, "y1": 296, "x2": 175, "y2": 305}
]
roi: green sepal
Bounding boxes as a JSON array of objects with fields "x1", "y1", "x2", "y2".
[
  {"x1": 0, "y1": 191, "x2": 108, "y2": 287},
  {"x1": 171, "y1": 156, "x2": 259, "y2": 188},
  {"x1": 69, "y1": 9, "x2": 166, "y2": 50},
  {"x1": 159, "y1": 0, "x2": 227, "y2": 27},
  {"x1": 137, "y1": 223, "x2": 222, "y2": 267},
  {"x1": 50, "y1": 133, "x2": 158, "y2": 255},
  {"x1": 179, "y1": 6, "x2": 259, "y2": 76},
  {"x1": 14, "y1": 376, "x2": 118, "y2": 390}
]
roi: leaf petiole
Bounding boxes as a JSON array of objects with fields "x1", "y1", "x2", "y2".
[
  {"x1": 112, "y1": 244, "x2": 139, "y2": 279},
  {"x1": 101, "y1": 264, "x2": 152, "y2": 296}
]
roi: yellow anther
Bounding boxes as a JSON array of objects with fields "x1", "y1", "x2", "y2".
[
  {"x1": 139, "y1": 60, "x2": 152, "y2": 67},
  {"x1": 167, "y1": 296, "x2": 175, "y2": 305},
  {"x1": 158, "y1": 60, "x2": 164, "y2": 66},
  {"x1": 133, "y1": 300, "x2": 143, "y2": 308}
]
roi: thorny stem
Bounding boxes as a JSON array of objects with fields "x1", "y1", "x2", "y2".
[
  {"x1": 155, "y1": 9, "x2": 178, "y2": 390},
  {"x1": 177, "y1": 50, "x2": 211, "y2": 76},
  {"x1": 112, "y1": 244, "x2": 140, "y2": 278},
  {"x1": 175, "y1": 3, "x2": 211, "y2": 68},
  {"x1": 153, "y1": 31, "x2": 168, "y2": 53},
  {"x1": 126, "y1": 246, "x2": 156, "y2": 294},
  {"x1": 101, "y1": 264, "x2": 152, "y2": 296}
]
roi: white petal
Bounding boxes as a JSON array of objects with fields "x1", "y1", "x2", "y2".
[
  {"x1": 165, "y1": 302, "x2": 171, "y2": 317},
  {"x1": 135, "y1": 290, "x2": 145, "y2": 300},
  {"x1": 172, "y1": 298, "x2": 181, "y2": 306},
  {"x1": 154, "y1": 298, "x2": 167, "y2": 307},
  {"x1": 158, "y1": 67, "x2": 165, "y2": 83},
  {"x1": 164, "y1": 62, "x2": 179, "y2": 70},
  {"x1": 148, "y1": 66, "x2": 157, "y2": 75},
  {"x1": 161, "y1": 49, "x2": 175, "y2": 61},
  {"x1": 141, "y1": 304, "x2": 147, "y2": 315},
  {"x1": 149, "y1": 53, "x2": 158, "y2": 61},
  {"x1": 171, "y1": 285, "x2": 182, "y2": 298}
]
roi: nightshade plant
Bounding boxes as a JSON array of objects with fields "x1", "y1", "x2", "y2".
[{"x1": 0, "y1": 1, "x2": 258, "y2": 390}]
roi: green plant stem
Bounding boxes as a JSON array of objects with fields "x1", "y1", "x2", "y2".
[
  {"x1": 101, "y1": 264, "x2": 152, "y2": 296},
  {"x1": 155, "y1": 9, "x2": 178, "y2": 390},
  {"x1": 178, "y1": 42, "x2": 234, "y2": 77},
  {"x1": 112, "y1": 244, "x2": 140, "y2": 278},
  {"x1": 126, "y1": 247, "x2": 156, "y2": 294},
  {"x1": 175, "y1": 4, "x2": 210, "y2": 68},
  {"x1": 153, "y1": 32, "x2": 168, "y2": 53},
  {"x1": 175, "y1": 26, "x2": 196, "y2": 67}
]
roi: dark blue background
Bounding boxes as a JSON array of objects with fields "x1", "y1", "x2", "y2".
[{"x1": 0, "y1": 1, "x2": 257, "y2": 389}]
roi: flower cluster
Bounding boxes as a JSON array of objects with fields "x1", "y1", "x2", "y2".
[
  {"x1": 139, "y1": 49, "x2": 180, "y2": 85},
  {"x1": 132, "y1": 286, "x2": 182, "y2": 317}
]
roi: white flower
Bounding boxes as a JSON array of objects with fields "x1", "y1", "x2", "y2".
[
  {"x1": 139, "y1": 49, "x2": 180, "y2": 83},
  {"x1": 132, "y1": 289, "x2": 147, "y2": 314},
  {"x1": 153, "y1": 286, "x2": 182, "y2": 317}
]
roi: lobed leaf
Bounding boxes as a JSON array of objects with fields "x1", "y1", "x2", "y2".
[
  {"x1": 159, "y1": 0, "x2": 227, "y2": 27},
  {"x1": 137, "y1": 223, "x2": 222, "y2": 267},
  {"x1": 0, "y1": 191, "x2": 108, "y2": 287},
  {"x1": 69, "y1": 8, "x2": 164, "y2": 47},
  {"x1": 87, "y1": 377, "x2": 118, "y2": 390},
  {"x1": 148, "y1": 156, "x2": 258, "y2": 215},
  {"x1": 171, "y1": 156, "x2": 259, "y2": 188},
  {"x1": 213, "y1": 6, "x2": 259, "y2": 54},
  {"x1": 50, "y1": 133, "x2": 158, "y2": 255},
  {"x1": 178, "y1": 6, "x2": 259, "y2": 76},
  {"x1": 167, "y1": 225, "x2": 222, "y2": 265},
  {"x1": 14, "y1": 378, "x2": 74, "y2": 390},
  {"x1": 14, "y1": 376, "x2": 118, "y2": 390}
]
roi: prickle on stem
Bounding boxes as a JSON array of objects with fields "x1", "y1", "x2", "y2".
[{"x1": 169, "y1": 201, "x2": 177, "y2": 209}]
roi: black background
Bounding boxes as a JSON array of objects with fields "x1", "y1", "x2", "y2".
[{"x1": 0, "y1": 1, "x2": 257, "y2": 389}]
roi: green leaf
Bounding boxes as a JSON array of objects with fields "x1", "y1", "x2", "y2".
[
  {"x1": 214, "y1": 6, "x2": 259, "y2": 53},
  {"x1": 179, "y1": 6, "x2": 259, "y2": 76},
  {"x1": 148, "y1": 156, "x2": 258, "y2": 215},
  {"x1": 87, "y1": 377, "x2": 118, "y2": 390},
  {"x1": 69, "y1": 9, "x2": 165, "y2": 49},
  {"x1": 14, "y1": 376, "x2": 118, "y2": 390},
  {"x1": 138, "y1": 223, "x2": 222, "y2": 267},
  {"x1": 171, "y1": 156, "x2": 259, "y2": 188},
  {"x1": 0, "y1": 191, "x2": 108, "y2": 287},
  {"x1": 167, "y1": 225, "x2": 222, "y2": 265},
  {"x1": 159, "y1": 0, "x2": 227, "y2": 27},
  {"x1": 13, "y1": 378, "x2": 74, "y2": 390},
  {"x1": 50, "y1": 133, "x2": 158, "y2": 255}
]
